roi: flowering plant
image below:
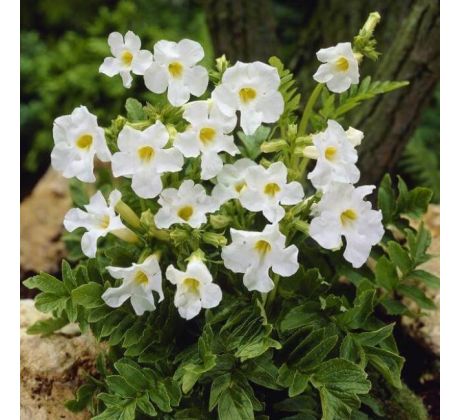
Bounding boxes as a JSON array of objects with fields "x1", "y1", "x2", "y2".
[{"x1": 24, "y1": 12, "x2": 438, "y2": 419}]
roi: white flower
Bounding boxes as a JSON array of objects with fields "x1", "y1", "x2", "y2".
[
  {"x1": 102, "y1": 255, "x2": 164, "y2": 316},
  {"x1": 313, "y1": 42, "x2": 359, "y2": 93},
  {"x1": 154, "y1": 180, "x2": 218, "y2": 229},
  {"x1": 51, "y1": 106, "x2": 111, "y2": 183},
  {"x1": 111, "y1": 121, "x2": 184, "y2": 198},
  {"x1": 346, "y1": 127, "x2": 364, "y2": 147},
  {"x1": 174, "y1": 101, "x2": 239, "y2": 180},
  {"x1": 222, "y1": 224, "x2": 299, "y2": 293},
  {"x1": 239, "y1": 162, "x2": 304, "y2": 223},
  {"x1": 144, "y1": 39, "x2": 209, "y2": 106},
  {"x1": 99, "y1": 31, "x2": 153, "y2": 88},
  {"x1": 211, "y1": 158, "x2": 258, "y2": 206},
  {"x1": 166, "y1": 257, "x2": 222, "y2": 320},
  {"x1": 309, "y1": 183, "x2": 384, "y2": 268},
  {"x1": 63, "y1": 190, "x2": 128, "y2": 258},
  {"x1": 212, "y1": 61, "x2": 284, "y2": 135},
  {"x1": 306, "y1": 120, "x2": 360, "y2": 191}
]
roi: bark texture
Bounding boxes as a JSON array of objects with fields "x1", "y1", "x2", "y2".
[
  {"x1": 202, "y1": 0, "x2": 280, "y2": 61},
  {"x1": 204, "y1": 0, "x2": 440, "y2": 185}
]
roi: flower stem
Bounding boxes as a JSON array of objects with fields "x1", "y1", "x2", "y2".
[
  {"x1": 298, "y1": 83, "x2": 324, "y2": 136},
  {"x1": 265, "y1": 274, "x2": 280, "y2": 314}
]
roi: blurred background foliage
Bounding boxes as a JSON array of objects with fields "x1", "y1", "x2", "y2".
[{"x1": 21, "y1": 0, "x2": 439, "y2": 202}]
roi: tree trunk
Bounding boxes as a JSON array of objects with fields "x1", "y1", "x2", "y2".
[
  {"x1": 353, "y1": 0, "x2": 439, "y2": 185},
  {"x1": 202, "y1": 0, "x2": 280, "y2": 62},
  {"x1": 204, "y1": 0, "x2": 440, "y2": 186}
]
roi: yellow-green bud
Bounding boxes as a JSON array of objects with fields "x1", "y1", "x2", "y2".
[
  {"x1": 216, "y1": 54, "x2": 229, "y2": 73},
  {"x1": 202, "y1": 232, "x2": 227, "y2": 248},
  {"x1": 210, "y1": 214, "x2": 232, "y2": 229},
  {"x1": 167, "y1": 124, "x2": 177, "y2": 141},
  {"x1": 260, "y1": 139, "x2": 288, "y2": 153},
  {"x1": 115, "y1": 200, "x2": 141, "y2": 229},
  {"x1": 287, "y1": 123, "x2": 298, "y2": 140},
  {"x1": 293, "y1": 219, "x2": 309, "y2": 235}
]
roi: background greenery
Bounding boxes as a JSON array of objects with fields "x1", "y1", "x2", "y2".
[{"x1": 20, "y1": 0, "x2": 439, "y2": 201}]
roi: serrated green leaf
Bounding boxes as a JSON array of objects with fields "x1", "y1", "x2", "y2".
[
  {"x1": 364, "y1": 346, "x2": 404, "y2": 388},
  {"x1": 387, "y1": 241, "x2": 413, "y2": 275},
  {"x1": 397, "y1": 284, "x2": 436, "y2": 310},
  {"x1": 297, "y1": 335, "x2": 338, "y2": 371},
  {"x1": 27, "y1": 316, "x2": 68, "y2": 336},
  {"x1": 137, "y1": 393, "x2": 157, "y2": 416},
  {"x1": 410, "y1": 270, "x2": 439, "y2": 289},
  {"x1": 209, "y1": 373, "x2": 231, "y2": 411},
  {"x1": 115, "y1": 360, "x2": 150, "y2": 391},
  {"x1": 35, "y1": 293, "x2": 68, "y2": 314},
  {"x1": 23, "y1": 273, "x2": 67, "y2": 296},
  {"x1": 65, "y1": 383, "x2": 96, "y2": 412},
  {"x1": 71, "y1": 282, "x2": 104, "y2": 308},
  {"x1": 375, "y1": 256, "x2": 398, "y2": 291},
  {"x1": 352, "y1": 324, "x2": 395, "y2": 347},
  {"x1": 125, "y1": 98, "x2": 146, "y2": 121},
  {"x1": 218, "y1": 384, "x2": 254, "y2": 420},
  {"x1": 337, "y1": 290, "x2": 375, "y2": 329},
  {"x1": 105, "y1": 375, "x2": 137, "y2": 398},
  {"x1": 380, "y1": 298, "x2": 410, "y2": 316},
  {"x1": 378, "y1": 174, "x2": 396, "y2": 225}
]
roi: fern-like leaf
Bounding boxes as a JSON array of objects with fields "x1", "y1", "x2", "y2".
[{"x1": 268, "y1": 56, "x2": 301, "y2": 125}]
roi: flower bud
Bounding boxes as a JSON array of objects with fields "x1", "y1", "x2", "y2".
[
  {"x1": 260, "y1": 139, "x2": 288, "y2": 153},
  {"x1": 210, "y1": 214, "x2": 232, "y2": 229},
  {"x1": 115, "y1": 200, "x2": 141, "y2": 229},
  {"x1": 202, "y1": 232, "x2": 228, "y2": 248}
]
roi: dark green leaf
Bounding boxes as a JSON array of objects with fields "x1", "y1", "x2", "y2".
[
  {"x1": 71, "y1": 282, "x2": 104, "y2": 308},
  {"x1": 386, "y1": 242, "x2": 412, "y2": 275},
  {"x1": 23, "y1": 273, "x2": 67, "y2": 296},
  {"x1": 397, "y1": 284, "x2": 436, "y2": 310},
  {"x1": 364, "y1": 346, "x2": 404, "y2": 388},
  {"x1": 27, "y1": 316, "x2": 68, "y2": 336},
  {"x1": 125, "y1": 98, "x2": 146, "y2": 121},
  {"x1": 378, "y1": 174, "x2": 396, "y2": 224},
  {"x1": 375, "y1": 257, "x2": 398, "y2": 291}
]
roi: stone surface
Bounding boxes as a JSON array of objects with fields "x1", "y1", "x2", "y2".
[
  {"x1": 20, "y1": 300, "x2": 100, "y2": 419},
  {"x1": 403, "y1": 204, "x2": 440, "y2": 356},
  {"x1": 20, "y1": 167, "x2": 71, "y2": 280}
]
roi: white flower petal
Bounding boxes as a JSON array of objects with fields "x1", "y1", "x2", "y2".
[
  {"x1": 99, "y1": 57, "x2": 121, "y2": 77},
  {"x1": 174, "y1": 130, "x2": 201, "y2": 157},
  {"x1": 184, "y1": 65, "x2": 209, "y2": 97},
  {"x1": 130, "y1": 293, "x2": 156, "y2": 316},
  {"x1": 281, "y1": 181, "x2": 304, "y2": 205},
  {"x1": 240, "y1": 108, "x2": 263, "y2": 135},
  {"x1": 144, "y1": 62, "x2": 169, "y2": 93},
  {"x1": 309, "y1": 214, "x2": 343, "y2": 249},
  {"x1": 63, "y1": 208, "x2": 94, "y2": 231},
  {"x1": 155, "y1": 148, "x2": 184, "y2": 173},
  {"x1": 81, "y1": 230, "x2": 101, "y2": 258},
  {"x1": 108, "y1": 32, "x2": 124, "y2": 56},
  {"x1": 120, "y1": 71, "x2": 133, "y2": 88},
  {"x1": 132, "y1": 171, "x2": 163, "y2": 199},
  {"x1": 201, "y1": 283, "x2": 222, "y2": 309},
  {"x1": 211, "y1": 85, "x2": 238, "y2": 117},
  {"x1": 243, "y1": 265, "x2": 274, "y2": 293},
  {"x1": 201, "y1": 152, "x2": 223, "y2": 180},
  {"x1": 167, "y1": 79, "x2": 190, "y2": 106},
  {"x1": 124, "y1": 30, "x2": 141, "y2": 51},
  {"x1": 102, "y1": 283, "x2": 132, "y2": 308},
  {"x1": 272, "y1": 245, "x2": 299, "y2": 277},
  {"x1": 131, "y1": 50, "x2": 153, "y2": 75},
  {"x1": 111, "y1": 152, "x2": 136, "y2": 177},
  {"x1": 257, "y1": 91, "x2": 284, "y2": 123},
  {"x1": 177, "y1": 39, "x2": 205, "y2": 65}
]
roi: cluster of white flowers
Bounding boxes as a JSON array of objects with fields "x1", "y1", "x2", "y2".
[{"x1": 51, "y1": 31, "x2": 384, "y2": 319}]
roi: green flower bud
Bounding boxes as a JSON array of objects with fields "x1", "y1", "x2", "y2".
[
  {"x1": 210, "y1": 214, "x2": 232, "y2": 229},
  {"x1": 202, "y1": 232, "x2": 228, "y2": 248}
]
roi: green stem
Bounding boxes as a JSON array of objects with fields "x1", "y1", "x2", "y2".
[
  {"x1": 298, "y1": 83, "x2": 324, "y2": 136},
  {"x1": 265, "y1": 274, "x2": 280, "y2": 314}
]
